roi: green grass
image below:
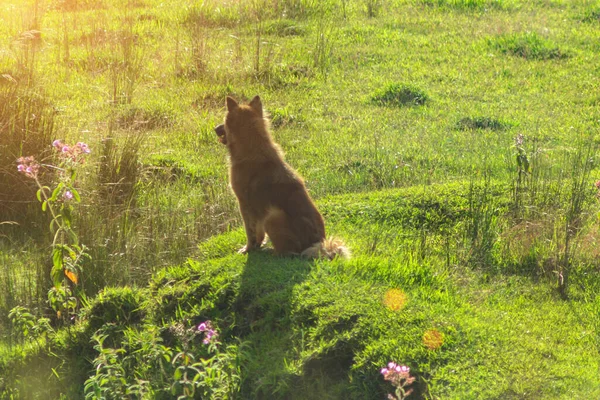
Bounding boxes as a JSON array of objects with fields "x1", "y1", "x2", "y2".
[
  {"x1": 1, "y1": 186, "x2": 599, "y2": 398},
  {"x1": 1, "y1": 0, "x2": 600, "y2": 398}
]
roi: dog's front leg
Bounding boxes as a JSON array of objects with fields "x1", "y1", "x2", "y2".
[{"x1": 238, "y1": 206, "x2": 264, "y2": 254}]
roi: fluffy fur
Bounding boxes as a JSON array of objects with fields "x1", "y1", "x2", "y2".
[{"x1": 214, "y1": 95, "x2": 349, "y2": 260}]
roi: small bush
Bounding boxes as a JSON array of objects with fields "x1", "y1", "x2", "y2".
[
  {"x1": 489, "y1": 32, "x2": 568, "y2": 60},
  {"x1": 371, "y1": 83, "x2": 429, "y2": 107},
  {"x1": 455, "y1": 116, "x2": 512, "y2": 131}
]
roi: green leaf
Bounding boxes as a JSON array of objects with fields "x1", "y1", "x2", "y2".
[
  {"x1": 174, "y1": 368, "x2": 183, "y2": 380},
  {"x1": 36, "y1": 189, "x2": 42, "y2": 202},
  {"x1": 42, "y1": 201, "x2": 47, "y2": 212},
  {"x1": 50, "y1": 183, "x2": 64, "y2": 202},
  {"x1": 71, "y1": 188, "x2": 81, "y2": 202}
]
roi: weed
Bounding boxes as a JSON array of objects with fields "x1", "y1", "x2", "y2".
[
  {"x1": 365, "y1": 0, "x2": 382, "y2": 17},
  {"x1": 556, "y1": 136, "x2": 597, "y2": 298},
  {"x1": 489, "y1": 32, "x2": 568, "y2": 60},
  {"x1": 264, "y1": 19, "x2": 306, "y2": 36},
  {"x1": 581, "y1": 8, "x2": 600, "y2": 23},
  {"x1": 371, "y1": 83, "x2": 429, "y2": 107},
  {"x1": 419, "y1": 0, "x2": 507, "y2": 10},
  {"x1": 455, "y1": 116, "x2": 512, "y2": 131},
  {"x1": 312, "y1": 14, "x2": 337, "y2": 77},
  {"x1": 16, "y1": 140, "x2": 91, "y2": 323},
  {"x1": 0, "y1": 86, "x2": 56, "y2": 229},
  {"x1": 97, "y1": 134, "x2": 144, "y2": 207}
]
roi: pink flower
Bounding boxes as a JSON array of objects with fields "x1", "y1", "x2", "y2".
[
  {"x1": 380, "y1": 368, "x2": 389, "y2": 375},
  {"x1": 76, "y1": 142, "x2": 91, "y2": 154},
  {"x1": 62, "y1": 146, "x2": 70, "y2": 153},
  {"x1": 52, "y1": 139, "x2": 63, "y2": 148},
  {"x1": 64, "y1": 191, "x2": 73, "y2": 200},
  {"x1": 16, "y1": 156, "x2": 39, "y2": 179},
  {"x1": 198, "y1": 322, "x2": 209, "y2": 332},
  {"x1": 197, "y1": 320, "x2": 219, "y2": 344}
]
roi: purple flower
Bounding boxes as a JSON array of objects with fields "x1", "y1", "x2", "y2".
[
  {"x1": 52, "y1": 139, "x2": 63, "y2": 148},
  {"x1": 64, "y1": 191, "x2": 73, "y2": 200},
  {"x1": 380, "y1": 368, "x2": 389, "y2": 375},
  {"x1": 197, "y1": 320, "x2": 219, "y2": 344},
  {"x1": 76, "y1": 142, "x2": 91, "y2": 154},
  {"x1": 16, "y1": 156, "x2": 40, "y2": 179},
  {"x1": 198, "y1": 322, "x2": 209, "y2": 332},
  {"x1": 62, "y1": 146, "x2": 70, "y2": 153}
]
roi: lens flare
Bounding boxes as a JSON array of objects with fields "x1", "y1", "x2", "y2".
[
  {"x1": 423, "y1": 329, "x2": 444, "y2": 350},
  {"x1": 383, "y1": 288, "x2": 407, "y2": 311}
]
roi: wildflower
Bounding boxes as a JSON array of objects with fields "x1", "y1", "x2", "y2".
[
  {"x1": 515, "y1": 133, "x2": 524, "y2": 147},
  {"x1": 595, "y1": 180, "x2": 600, "y2": 189},
  {"x1": 76, "y1": 142, "x2": 91, "y2": 154},
  {"x1": 197, "y1": 320, "x2": 219, "y2": 344},
  {"x1": 381, "y1": 361, "x2": 415, "y2": 400},
  {"x1": 64, "y1": 191, "x2": 74, "y2": 200},
  {"x1": 198, "y1": 321, "x2": 210, "y2": 332},
  {"x1": 53, "y1": 140, "x2": 91, "y2": 162},
  {"x1": 16, "y1": 156, "x2": 40, "y2": 179}
]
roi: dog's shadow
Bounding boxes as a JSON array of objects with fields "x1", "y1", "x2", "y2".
[
  {"x1": 234, "y1": 250, "x2": 312, "y2": 333},
  {"x1": 233, "y1": 250, "x2": 313, "y2": 394}
]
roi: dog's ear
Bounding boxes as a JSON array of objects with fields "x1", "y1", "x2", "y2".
[
  {"x1": 226, "y1": 96, "x2": 239, "y2": 112},
  {"x1": 249, "y1": 95, "x2": 263, "y2": 116}
]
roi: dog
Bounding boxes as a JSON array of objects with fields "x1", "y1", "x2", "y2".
[{"x1": 214, "y1": 95, "x2": 349, "y2": 260}]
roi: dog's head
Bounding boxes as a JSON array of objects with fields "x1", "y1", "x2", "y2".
[{"x1": 215, "y1": 96, "x2": 266, "y2": 147}]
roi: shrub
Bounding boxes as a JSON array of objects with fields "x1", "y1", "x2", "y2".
[{"x1": 371, "y1": 83, "x2": 429, "y2": 107}]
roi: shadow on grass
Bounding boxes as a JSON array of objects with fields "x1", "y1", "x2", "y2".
[{"x1": 233, "y1": 250, "x2": 314, "y2": 398}]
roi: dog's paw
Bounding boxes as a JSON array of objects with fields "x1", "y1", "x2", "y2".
[{"x1": 238, "y1": 245, "x2": 256, "y2": 254}]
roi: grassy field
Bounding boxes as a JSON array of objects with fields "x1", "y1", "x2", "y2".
[{"x1": 1, "y1": 0, "x2": 600, "y2": 398}]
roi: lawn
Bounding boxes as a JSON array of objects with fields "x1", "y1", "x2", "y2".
[{"x1": 1, "y1": 0, "x2": 599, "y2": 398}]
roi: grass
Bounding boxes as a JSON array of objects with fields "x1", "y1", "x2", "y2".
[
  {"x1": 1, "y1": 185, "x2": 599, "y2": 398},
  {"x1": 371, "y1": 83, "x2": 429, "y2": 107},
  {"x1": 1, "y1": 0, "x2": 600, "y2": 398},
  {"x1": 489, "y1": 32, "x2": 568, "y2": 60}
]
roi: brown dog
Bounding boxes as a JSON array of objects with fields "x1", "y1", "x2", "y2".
[{"x1": 215, "y1": 96, "x2": 349, "y2": 260}]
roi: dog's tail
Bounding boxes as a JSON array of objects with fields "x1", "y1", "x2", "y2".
[{"x1": 301, "y1": 237, "x2": 351, "y2": 260}]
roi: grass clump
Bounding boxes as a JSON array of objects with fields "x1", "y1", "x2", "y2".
[
  {"x1": 264, "y1": 19, "x2": 306, "y2": 36},
  {"x1": 371, "y1": 83, "x2": 429, "y2": 107},
  {"x1": 489, "y1": 32, "x2": 568, "y2": 60},
  {"x1": 0, "y1": 84, "x2": 55, "y2": 229},
  {"x1": 82, "y1": 287, "x2": 146, "y2": 333},
  {"x1": 455, "y1": 116, "x2": 513, "y2": 131},
  {"x1": 419, "y1": 0, "x2": 508, "y2": 10},
  {"x1": 581, "y1": 8, "x2": 600, "y2": 23}
]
